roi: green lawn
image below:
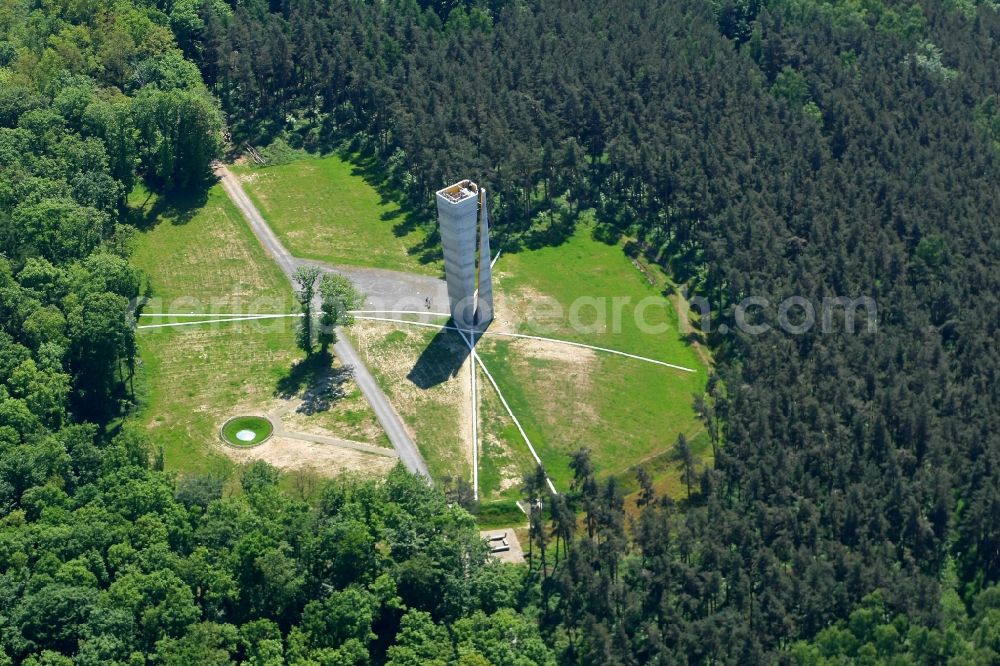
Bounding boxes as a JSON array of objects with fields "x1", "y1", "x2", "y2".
[
  {"x1": 130, "y1": 184, "x2": 388, "y2": 476},
  {"x1": 495, "y1": 225, "x2": 704, "y2": 366},
  {"x1": 477, "y1": 361, "x2": 539, "y2": 501},
  {"x1": 202, "y1": 154, "x2": 712, "y2": 499},
  {"x1": 232, "y1": 155, "x2": 442, "y2": 276},
  {"x1": 130, "y1": 186, "x2": 295, "y2": 314},
  {"x1": 221, "y1": 415, "x2": 274, "y2": 446},
  {"x1": 478, "y1": 225, "x2": 710, "y2": 497}
]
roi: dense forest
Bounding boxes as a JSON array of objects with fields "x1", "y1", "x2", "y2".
[
  {"x1": 190, "y1": 0, "x2": 1000, "y2": 659},
  {"x1": 2, "y1": 0, "x2": 1000, "y2": 662},
  {"x1": 0, "y1": 1, "x2": 555, "y2": 664}
]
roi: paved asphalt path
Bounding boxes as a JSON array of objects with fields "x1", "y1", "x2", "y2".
[
  {"x1": 215, "y1": 164, "x2": 432, "y2": 480},
  {"x1": 298, "y1": 259, "x2": 450, "y2": 315}
]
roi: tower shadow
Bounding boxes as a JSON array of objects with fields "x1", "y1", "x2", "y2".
[{"x1": 406, "y1": 320, "x2": 475, "y2": 389}]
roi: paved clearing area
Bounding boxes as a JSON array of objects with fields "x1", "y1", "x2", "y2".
[
  {"x1": 480, "y1": 529, "x2": 525, "y2": 564},
  {"x1": 300, "y1": 259, "x2": 449, "y2": 314}
]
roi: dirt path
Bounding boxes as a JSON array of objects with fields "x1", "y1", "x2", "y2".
[{"x1": 215, "y1": 163, "x2": 430, "y2": 479}]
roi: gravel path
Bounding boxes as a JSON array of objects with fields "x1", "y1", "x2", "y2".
[{"x1": 216, "y1": 164, "x2": 432, "y2": 480}]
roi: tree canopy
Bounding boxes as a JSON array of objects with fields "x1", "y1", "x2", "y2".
[{"x1": 3, "y1": 0, "x2": 1000, "y2": 662}]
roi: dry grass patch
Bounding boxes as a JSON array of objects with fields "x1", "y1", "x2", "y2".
[
  {"x1": 223, "y1": 435, "x2": 396, "y2": 478},
  {"x1": 503, "y1": 338, "x2": 600, "y2": 427},
  {"x1": 482, "y1": 225, "x2": 709, "y2": 493},
  {"x1": 281, "y1": 379, "x2": 390, "y2": 448},
  {"x1": 347, "y1": 320, "x2": 472, "y2": 482},
  {"x1": 476, "y1": 334, "x2": 703, "y2": 491}
]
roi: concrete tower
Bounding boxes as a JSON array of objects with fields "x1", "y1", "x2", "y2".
[
  {"x1": 475, "y1": 188, "x2": 494, "y2": 325},
  {"x1": 435, "y1": 179, "x2": 494, "y2": 331}
]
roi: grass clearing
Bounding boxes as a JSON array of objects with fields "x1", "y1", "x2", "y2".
[
  {"x1": 477, "y1": 361, "x2": 539, "y2": 502},
  {"x1": 613, "y1": 429, "x2": 714, "y2": 506},
  {"x1": 231, "y1": 437, "x2": 398, "y2": 486},
  {"x1": 130, "y1": 186, "x2": 293, "y2": 314},
  {"x1": 494, "y1": 225, "x2": 703, "y2": 367},
  {"x1": 197, "y1": 154, "x2": 711, "y2": 499},
  {"x1": 270, "y1": 351, "x2": 392, "y2": 448},
  {"x1": 479, "y1": 224, "x2": 710, "y2": 497},
  {"x1": 232, "y1": 155, "x2": 442, "y2": 276},
  {"x1": 476, "y1": 336, "x2": 707, "y2": 496},
  {"x1": 475, "y1": 500, "x2": 528, "y2": 529},
  {"x1": 134, "y1": 319, "x2": 298, "y2": 475},
  {"x1": 130, "y1": 183, "x2": 389, "y2": 476},
  {"x1": 282, "y1": 381, "x2": 391, "y2": 448}
]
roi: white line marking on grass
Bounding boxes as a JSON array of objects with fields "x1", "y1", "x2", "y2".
[
  {"x1": 138, "y1": 313, "x2": 292, "y2": 318},
  {"x1": 351, "y1": 316, "x2": 696, "y2": 372},
  {"x1": 474, "y1": 352, "x2": 558, "y2": 495},
  {"x1": 352, "y1": 314, "x2": 695, "y2": 494},
  {"x1": 456, "y1": 329, "x2": 479, "y2": 500},
  {"x1": 146, "y1": 312, "x2": 696, "y2": 372},
  {"x1": 453, "y1": 327, "x2": 557, "y2": 496},
  {"x1": 485, "y1": 330, "x2": 697, "y2": 373},
  {"x1": 137, "y1": 314, "x2": 303, "y2": 329},
  {"x1": 490, "y1": 249, "x2": 501, "y2": 268},
  {"x1": 366, "y1": 315, "x2": 558, "y2": 495}
]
